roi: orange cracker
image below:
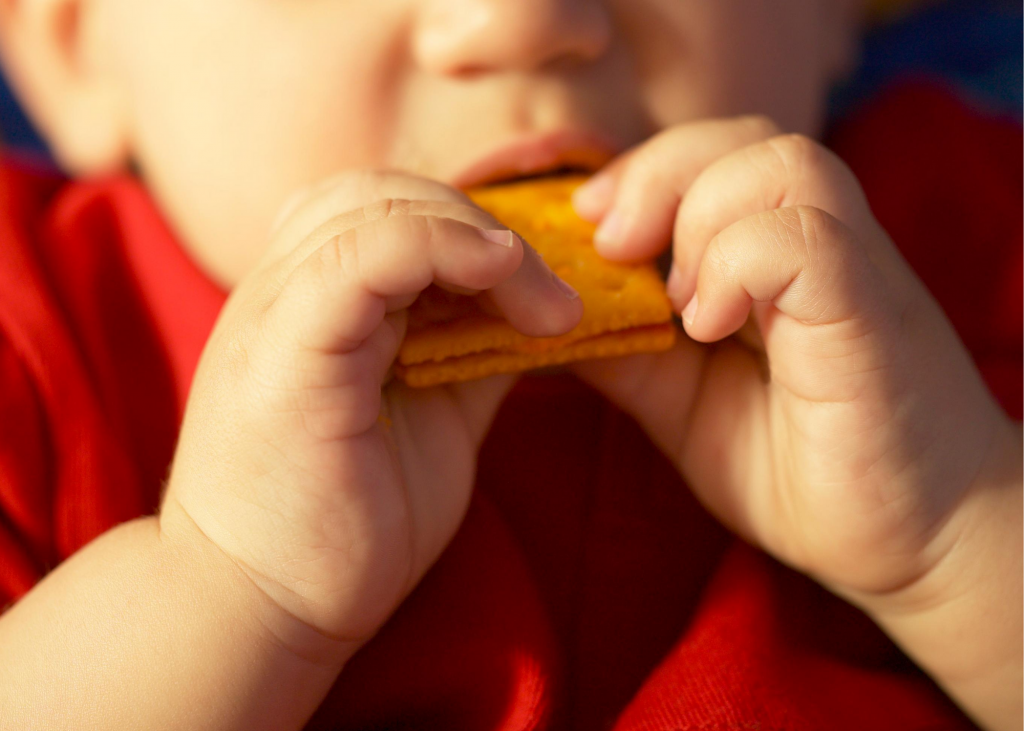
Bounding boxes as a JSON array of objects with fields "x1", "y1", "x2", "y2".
[
  {"x1": 396, "y1": 176, "x2": 676, "y2": 387},
  {"x1": 398, "y1": 323, "x2": 676, "y2": 388}
]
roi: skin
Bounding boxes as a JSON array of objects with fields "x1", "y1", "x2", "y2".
[
  {"x1": 0, "y1": 1, "x2": 1018, "y2": 730},
  {"x1": 572, "y1": 124, "x2": 1023, "y2": 727}
]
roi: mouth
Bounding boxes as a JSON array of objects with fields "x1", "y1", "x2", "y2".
[{"x1": 451, "y1": 129, "x2": 619, "y2": 189}]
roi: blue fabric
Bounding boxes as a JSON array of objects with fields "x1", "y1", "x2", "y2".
[
  {"x1": 1, "y1": 0, "x2": 1021, "y2": 158},
  {"x1": 830, "y1": 0, "x2": 1023, "y2": 121},
  {"x1": 0, "y1": 68, "x2": 46, "y2": 154}
]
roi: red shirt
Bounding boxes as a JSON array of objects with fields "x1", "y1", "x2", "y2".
[{"x1": 0, "y1": 82, "x2": 1020, "y2": 730}]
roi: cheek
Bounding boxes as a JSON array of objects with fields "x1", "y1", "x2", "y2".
[
  {"x1": 622, "y1": 0, "x2": 829, "y2": 135},
  {"x1": 119, "y1": 1, "x2": 400, "y2": 177},
  {"x1": 108, "y1": 0, "x2": 408, "y2": 279}
]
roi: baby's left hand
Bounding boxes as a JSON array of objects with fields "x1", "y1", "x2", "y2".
[{"x1": 571, "y1": 119, "x2": 1021, "y2": 729}]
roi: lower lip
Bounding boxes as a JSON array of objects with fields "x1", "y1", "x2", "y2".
[{"x1": 453, "y1": 133, "x2": 618, "y2": 189}]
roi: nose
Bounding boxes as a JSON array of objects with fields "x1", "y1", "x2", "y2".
[{"x1": 413, "y1": 0, "x2": 612, "y2": 76}]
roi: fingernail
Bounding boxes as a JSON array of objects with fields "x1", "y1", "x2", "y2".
[
  {"x1": 552, "y1": 271, "x2": 580, "y2": 300},
  {"x1": 681, "y1": 292, "x2": 699, "y2": 326},
  {"x1": 594, "y1": 209, "x2": 625, "y2": 250},
  {"x1": 572, "y1": 174, "x2": 615, "y2": 219},
  {"x1": 479, "y1": 228, "x2": 518, "y2": 248},
  {"x1": 666, "y1": 264, "x2": 684, "y2": 303}
]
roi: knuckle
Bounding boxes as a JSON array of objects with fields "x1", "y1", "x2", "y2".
[
  {"x1": 415, "y1": 214, "x2": 450, "y2": 252},
  {"x1": 310, "y1": 233, "x2": 363, "y2": 290},
  {"x1": 361, "y1": 197, "x2": 414, "y2": 221},
  {"x1": 792, "y1": 205, "x2": 836, "y2": 247},
  {"x1": 780, "y1": 205, "x2": 849, "y2": 271},
  {"x1": 765, "y1": 132, "x2": 843, "y2": 186},
  {"x1": 740, "y1": 114, "x2": 782, "y2": 140},
  {"x1": 765, "y1": 133, "x2": 826, "y2": 178},
  {"x1": 704, "y1": 234, "x2": 744, "y2": 283},
  {"x1": 359, "y1": 198, "x2": 392, "y2": 221},
  {"x1": 783, "y1": 206, "x2": 867, "y2": 323},
  {"x1": 317, "y1": 233, "x2": 349, "y2": 273}
]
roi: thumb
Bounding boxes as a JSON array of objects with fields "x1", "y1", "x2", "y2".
[
  {"x1": 445, "y1": 373, "x2": 520, "y2": 449},
  {"x1": 570, "y1": 334, "x2": 706, "y2": 463}
]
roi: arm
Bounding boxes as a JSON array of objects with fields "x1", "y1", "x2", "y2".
[
  {"x1": 0, "y1": 169, "x2": 580, "y2": 730},
  {"x1": 861, "y1": 421, "x2": 1022, "y2": 731},
  {"x1": 571, "y1": 120, "x2": 1022, "y2": 729},
  {"x1": 0, "y1": 511, "x2": 351, "y2": 731}
]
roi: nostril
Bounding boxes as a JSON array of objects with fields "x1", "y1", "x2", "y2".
[{"x1": 449, "y1": 65, "x2": 489, "y2": 80}]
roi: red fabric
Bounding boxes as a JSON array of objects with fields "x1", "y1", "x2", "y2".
[{"x1": 0, "y1": 81, "x2": 1019, "y2": 729}]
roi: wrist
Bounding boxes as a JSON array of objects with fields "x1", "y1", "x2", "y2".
[
  {"x1": 0, "y1": 511, "x2": 353, "y2": 730},
  {"x1": 852, "y1": 418, "x2": 1022, "y2": 730},
  {"x1": 857, "y1": 417, "x2": 1021, "y2": 616},
  {"x1": 158, "y1": 493, "x2": 359, "y2": 671}
]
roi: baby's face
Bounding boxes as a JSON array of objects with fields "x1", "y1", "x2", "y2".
[{"x1": 90, "y1": 0, "x2": 860, "y2": 283}]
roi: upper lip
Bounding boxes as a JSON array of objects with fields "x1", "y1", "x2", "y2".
[{"x1": 451, "y1": 129, "x2": 620, "y2": 189}]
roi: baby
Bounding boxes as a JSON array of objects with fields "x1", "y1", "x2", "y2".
[{"x1": 0, "y1": 1, "x2": 1019, "y2": 730}]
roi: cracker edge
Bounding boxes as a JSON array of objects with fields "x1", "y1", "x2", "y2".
[{"x1": 396, "y1": 323, "x2": 677, "y2": 388}]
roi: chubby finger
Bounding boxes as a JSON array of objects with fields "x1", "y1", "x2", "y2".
[
  {"x1": 267, "y1": 169, "x2": 473, "y2": 260},
  {"x1": 278, "y1": 198, "x2": 509, "y2": 271},
  {"x1": 268, "y1": 212, "x2": 511, "y2": 358},
  {"x1": 682, "y1": 206, "x2": 893, "y2": 351},
  {"x1": 417, "y1": 240, "x2": 584, "y2": 338},
  {"x1": 569, "y1": 333, "x2": 704, "y2": 458},
  {"x1": 569, "y1": 151, "x2": 635, "y2": 220},
  {"x1": 573, "y1": 116, "x2": 782, "y2": 262},
  {"x1": 484, "y1": 242, "x2": 583, "y2": 337},
  {"x1": 444, "y1": 373, "x2": 519, "y2": 449},
  {"x1": 668, "y1": 133, "x2": 878, "y2": 311},
  {"x1": 265, "y1": 202, "x2": 581, "y2": 358}
]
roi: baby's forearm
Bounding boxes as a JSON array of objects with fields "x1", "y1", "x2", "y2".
[
  {"x1": 861, "y1": 420, "x2": 1023, "y2": 731},
  {"x1": 0, "y1": 513, "x2": 352, "y2": 730}
]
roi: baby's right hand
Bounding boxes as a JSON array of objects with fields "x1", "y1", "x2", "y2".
[{"x1": 159, "y1": 171, "x2": 582, "y2": 655}]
